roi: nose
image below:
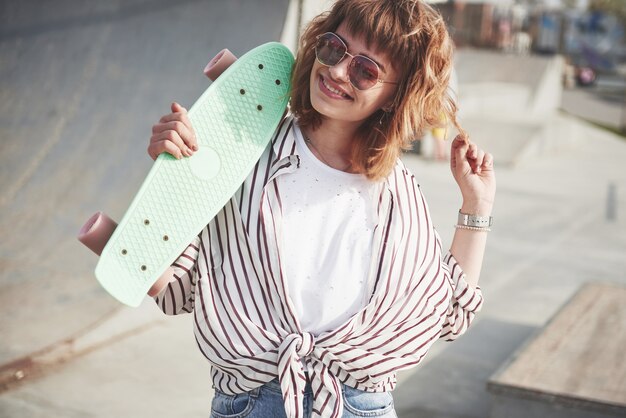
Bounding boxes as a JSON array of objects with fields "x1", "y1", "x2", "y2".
[{"x1": 328, "y1": 54, "x2": 351, "y2": 85}]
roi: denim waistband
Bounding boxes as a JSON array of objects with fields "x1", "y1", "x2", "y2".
[{"x1": 262, "y1": 378, "x2": 314, "y2": 395}]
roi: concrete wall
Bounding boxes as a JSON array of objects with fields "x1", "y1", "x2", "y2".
[{"x1": 280, "y1": 0, "x2": 335, "y2": 53}]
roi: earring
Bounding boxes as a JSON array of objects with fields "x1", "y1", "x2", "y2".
[{"x1": 379, "y1": 107, "x2": 392, "y2": 125}]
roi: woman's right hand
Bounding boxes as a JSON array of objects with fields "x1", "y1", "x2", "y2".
[{"x1": 148, "y1": 102, "x2": 198, "y2": 161}]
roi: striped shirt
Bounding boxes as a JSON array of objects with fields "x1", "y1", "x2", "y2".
[{"x1": 154, "y1": 115, "x2": 484, "y2": 418}]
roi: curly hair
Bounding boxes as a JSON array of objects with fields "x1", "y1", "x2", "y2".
[{"x1": 290, "y1": 0, "x2": 464, "y2": 180}]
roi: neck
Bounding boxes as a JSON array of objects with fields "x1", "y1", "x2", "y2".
[{"x1": 302, "y1": 118, "x2": 361, "y2": 172}]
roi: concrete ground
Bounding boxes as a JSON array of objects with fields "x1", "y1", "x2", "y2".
[{"x1": 2, "y1": 1, "x2": 626, "y2": 417}]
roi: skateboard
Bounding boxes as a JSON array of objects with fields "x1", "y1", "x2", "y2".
[{"x1": 78, "y1": 43, "x2": 294, "y2": 307}]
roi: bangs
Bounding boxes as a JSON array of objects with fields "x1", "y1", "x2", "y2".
[{"x1": 335, "y1": 0, "x2": 420, "y2": 77}]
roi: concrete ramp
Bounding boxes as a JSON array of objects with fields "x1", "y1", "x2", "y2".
[
  {"x1": 454, "y1": 49, "x2": 571, "y2": 166},
  {"x1": 488, "y1": 283, "x2": 626, "y2": 418},
  {"x1": 0, "y1": 0, "x2": 288, "y2": 372},
  {"x1": 456, "y1": 49, "x2": 563, "y2": 121}
]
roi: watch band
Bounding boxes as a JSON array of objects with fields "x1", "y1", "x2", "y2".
[{"x1": 457, "y1": 210, "x2": 493, "y2": 228}]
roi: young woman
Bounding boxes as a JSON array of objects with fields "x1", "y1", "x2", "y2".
[{"x1": 147, "y1": 1, "x2": 495, "y2": 417}]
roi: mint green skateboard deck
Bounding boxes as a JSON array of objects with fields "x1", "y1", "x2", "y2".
[{"x1": 95, "y1": 42, "x2": 293, "y2": 307}]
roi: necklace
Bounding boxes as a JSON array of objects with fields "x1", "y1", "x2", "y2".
[{"x1": 303, "y1": 133, "x2": 352, "y2": 172}]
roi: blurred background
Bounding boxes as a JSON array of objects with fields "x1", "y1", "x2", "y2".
[{"x1": 1, "y1": 0, "x2": 624, "y2": 417}]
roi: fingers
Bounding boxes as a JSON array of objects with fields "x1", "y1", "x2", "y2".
[
  {"x1": 171, "y1": 101, "x2": 184, "y2": 113},
  {"x1": 152, "y1": 121, "x2": 196, "y2": 150},
  {"x1": 451, "y1": 134, "x2": 493, "y2": 174},
  {"x1": 148, "y1": 139, "x2": 184, "y2": 161},
  {"x1": 160, "y1": 102, "x2": 198, "y2": 150},
  {"x1": 149, "y1": 131, "x2": 191, "y2": 160},
  {"x1": 450, "y1": 134, "x2": 469, "y2": 151},
  {"x1": 470, "y1": 148, "x2": 485, "y2": 174},
  {"x1": 149, "y1": 102, "x2": 199, "y2": 160},
  {"x1": 450, "y1": 134, "x2": 471, "y2": 172},
  {"x1": 481, "y1": 152, "x2": 494, "y2": 171}
]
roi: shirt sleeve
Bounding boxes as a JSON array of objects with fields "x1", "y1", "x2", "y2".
[
  {"x1": 438, "y1": 250, "x2": 484, "y2": 341},
  {"x1": 153, "y1": 235, "x2": 201, "y2": 315}
]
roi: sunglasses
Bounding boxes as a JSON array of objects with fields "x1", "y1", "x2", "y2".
[{"x1": 314, "y1": 32, "x2": 398, "y2": 91}]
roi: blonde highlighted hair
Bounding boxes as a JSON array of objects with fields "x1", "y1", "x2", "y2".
[{"x1": 290, "y1": 0, "x2": 464, "y2": 180}]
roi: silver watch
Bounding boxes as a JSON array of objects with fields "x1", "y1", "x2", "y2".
[{"x1": 458, "y1": 210, "x2": 493, "y2": 228}]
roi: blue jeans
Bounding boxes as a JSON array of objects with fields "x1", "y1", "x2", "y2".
[{"x1": 210, "y1": 378, "x2": 397, "y2": 418}]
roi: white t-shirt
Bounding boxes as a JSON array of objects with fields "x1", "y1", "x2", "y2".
[{"x1": 277, "y1": 124, "x2": 380, "y2": 335}]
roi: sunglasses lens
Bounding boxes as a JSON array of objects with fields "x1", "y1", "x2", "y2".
[
  {"x1": 316, "y1": 33, "x2": 346, "y2": 66},
  {"x1": 349, "y1": 56, "x2": 379, "y2": 90}
]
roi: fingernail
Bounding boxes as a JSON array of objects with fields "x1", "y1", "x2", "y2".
[
  {"x1": 186, "y1": 147, "x2": 192, "y2": 155},
  {"x1": 192, "y1": 144, "x2": 198, "y2": 151}
]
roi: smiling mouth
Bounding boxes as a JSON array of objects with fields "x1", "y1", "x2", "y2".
[{"x1": 320, "y1": 75, "x2": 353, "y2": 100}]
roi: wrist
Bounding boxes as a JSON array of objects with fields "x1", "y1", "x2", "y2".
[{"x1": 460, "y1": 199, "x2": 493, "y2": 216}]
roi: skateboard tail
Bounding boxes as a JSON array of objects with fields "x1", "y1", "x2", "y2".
[{"x1": 95, "y1": 259, "x2": 147, "y2": 307}]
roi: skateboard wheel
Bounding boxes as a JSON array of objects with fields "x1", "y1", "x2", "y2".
[
  {"x1": 204, "y1": 49, "x2": 238, "y2": 81},
  {"x1": 78, "y1": 211, "x2": 118, "y2": 256}
]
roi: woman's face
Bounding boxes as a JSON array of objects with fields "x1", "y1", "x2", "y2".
[{"x1": 308, "y1": 21, "x2": 399, "y2": 126}]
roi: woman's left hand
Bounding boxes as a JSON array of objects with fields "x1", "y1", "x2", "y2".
[{"x1": 450, "y1": 135, "x2": 496, "y2": 215}]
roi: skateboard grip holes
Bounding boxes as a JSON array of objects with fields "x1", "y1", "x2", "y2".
[
  {"x1": 240, "y1": 89, "x2": 245, "y2": 95},
  {"x1": 163, "y1": 235, "x2": 169, "y2": 241},
  {"x1": 141, "y1": 265, "x2": 147, "y2": 271},
  {"x1": 144, "y1": 219, "x2": 150, "y2": 226},
  {"x1": 258, "y1": 64, "x2": 264, "y2": 69},
  {"x1": 275, "y1": 79, "x2": 281, "y2": 85},
  {"x1": 257, "y1": 105, "x2": 263, "y2": 111},
  {"x1": 122, "y1": 249, "x2": 128, "y2": 255}
]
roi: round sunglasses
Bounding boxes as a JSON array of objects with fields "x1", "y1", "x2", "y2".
[{"x1": 314, "y1": 32, "x2": 398, "y2": 91}]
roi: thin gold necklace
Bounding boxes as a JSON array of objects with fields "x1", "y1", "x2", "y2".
[{"x1": 303, "y1": 133, "x2": 352, "y2": 172}]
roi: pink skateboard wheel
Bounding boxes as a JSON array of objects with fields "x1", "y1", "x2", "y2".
[
  {"x1": 204, "y1": 49, "x2": 238, "y2": 81},
  {"x1": 78, "y1": 212, "x2": 176, "y2": 296},
  {"x1": 78, "y1": 211, "x2": 118, "y2": 256}
]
